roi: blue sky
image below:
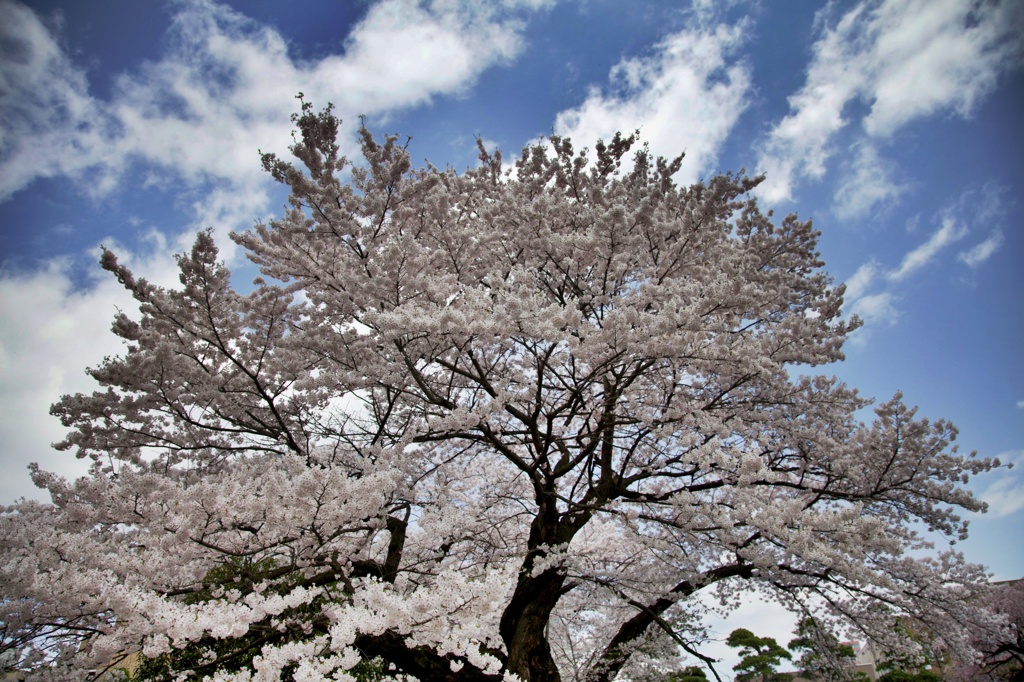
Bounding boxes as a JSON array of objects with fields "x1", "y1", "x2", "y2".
[{"x1": 1, "y1": 0, "x2": 1022, "y2": 660}]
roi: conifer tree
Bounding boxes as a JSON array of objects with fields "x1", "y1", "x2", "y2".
[{"x1": 726, "y1": 628, "x2": 792, "y2": 681}]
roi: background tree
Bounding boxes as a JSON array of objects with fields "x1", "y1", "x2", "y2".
[
  {"x1": 726, "y1": 628, "x2": 792, "y2": 681},
  {"x1": 872, "y1": 619, "x2": 948, "y2": 682},
  {"x1": 787, "y1": 617, "x2": 865, "y2": 681},
  {"x1": 0, "y1": 100, "x2": 1004, "y2": 682},
  {"x1": 972, "y1": 580, "x2": 1024, "y2": 681},
  {"x1": 664, "y1": 666, "x2": 709, "y2": 682},
  {"x1": 942, "y1": 580, "x2": 1024, "y2": 681}
]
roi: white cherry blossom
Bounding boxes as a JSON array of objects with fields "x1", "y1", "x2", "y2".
[{"x1": 0, "y1": 102, "x2": 1004, "y2": 681}]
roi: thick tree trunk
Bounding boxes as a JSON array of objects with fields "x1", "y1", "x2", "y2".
[
  {"x1": 500, "y1": 567, "x2": 567, "y2": 682},
  {"x1": 497, "y1": 390, "x2": 621, "y2": 682},
  {"x1": 499, "y1": 489, "x2": 572, "y2": 682}
]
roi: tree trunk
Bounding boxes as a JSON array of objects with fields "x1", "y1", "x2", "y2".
[
  {"x1": 499, "y1": 488, "x2": 570, "y2": 682},
  {"x1": 501, "y1": 566, "x2": 567, "y2": 682}
]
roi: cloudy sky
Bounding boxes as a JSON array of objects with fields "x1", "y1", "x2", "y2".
[{"x1": 1, "y1": 0, "x2": 1022, "y2": 666}]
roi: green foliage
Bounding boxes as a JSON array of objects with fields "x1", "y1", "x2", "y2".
[
  {"x1": 664, "y1": 665, "x2": 709, "y2": 681},
  {"x1": 726, "y1": 628, "x2": 793, "y2": 681},
  {"x1": 787, "y1": 617, "x2": 859, "y2": 681},
  {"x1": 347, "y1": 657, "x2": 391, "y2": 681},
  {"x1": 131, "y1": 556, "x2": 356, "y2": 681},
  {"x1": 873, "y1": 620, "x2": 946, "y2": 682}
]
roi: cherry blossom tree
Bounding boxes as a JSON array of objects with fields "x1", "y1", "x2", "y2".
[
  {"x1": 787, "y1": 617, "x2": 865, "y2": 682},
  {"x1": 0, "y1": 100, "x2": 1005, "y2": 682},
  {"x1": 944, "y1": 579, "x2": 1024, "y2": 681}
]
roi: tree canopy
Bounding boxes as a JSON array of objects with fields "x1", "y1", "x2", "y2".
[
  {"x1": 664, "y1": 666, "x2": 709, "y2": 682},
  {"x1": 970, "y1": 580, "x2": 1024, "y2": 680},
  {"x1": 787, "y1": 617, "x2": 862, "y2": 682},
  {"x1": 726, "y1": 628, "x2": 791, "y2": 681},
  {"x1": 0, "y1": 101, "x2": 1004, "y2": 682}
]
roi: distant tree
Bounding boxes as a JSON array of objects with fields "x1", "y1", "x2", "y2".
[
  {"x1": 872, "y1": 619, "x2": 946, "y2": 682},
  {"x1": 664, "y1": 665, "x2": 709, "y2": 681},
  {"x1": 726, "y1": 628, "x2": 792, "y2": 681},
  {"x1": 787, "y1": 617, "x2": 864, "y2": 681},
  {"x1": 976, "y1": 580, "x2": 1024, "y2": 681},
  {"x1": 0, "y1": 99, "x2": 1002, "y2": 681},
  {"x1": 946, "y1": 580, "x2": 1024, "y2": 681}
]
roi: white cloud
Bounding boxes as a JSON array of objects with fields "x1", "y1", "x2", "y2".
[
  {"x1": 981, "y1": 476, "x2": 1024, "y2": 518},
  {"x1": 843, "y1": 260, "x2": 880, "y2": 303},
  {"x1": 977, "y1": 451, "x2": 1024, "y2": 518},
  {"x1": 326, "y1": 0, "x2": 524, "y2": 110},
  {"x1": 887, "y1": 215, "x2": 967, "y2": 282},
  {"x1": 551, "y1": 18, "x2": 751, "y2": 186},
  {"x1": 0, "y1": 0, "x2": 116, "y2": 200},
  {"x1": 831, "y1": 141, "x2": 910, "y2": 220},
  {"x1": 0, "y1": 0, "x2": 539, "y2": 202},
  {"x1": 847, "y1": 286, "x2": 897, "y2": 319},
  {"x1": 840, "y1": 261, "x2": 898, "y2": 344},
  {"x1": 863, "y1": 0, "x2": 1024, "y2": 137},
  {"x1": 842, "y1": 183, "x2": 1010, "y2": 341},
  {"x1": 0, "y1": 0, "x2": 550, "y2": 503},
  {"x1": 849, "y1": 292, "x2": 898, "y2": 329},
  {"x1": 0, "y1": 245, "x2": 184, "y2": 503},
  {"x1": 756, "y1": 0, "x2": 1024, "y2": 204},
  {"x1": 755, "y1": 3, "x2": 868, "y2": 204},
  {"x1": 955, "y1": 184, "x2": 1009, "y2": 268},
  {"x1": 958, "y1": 228, "x2": 1004, "y2": 268}
]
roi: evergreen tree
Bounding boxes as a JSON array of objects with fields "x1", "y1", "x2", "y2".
[{"x1": 727, "y1": 628, "x2": 792, "y2": 681}]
